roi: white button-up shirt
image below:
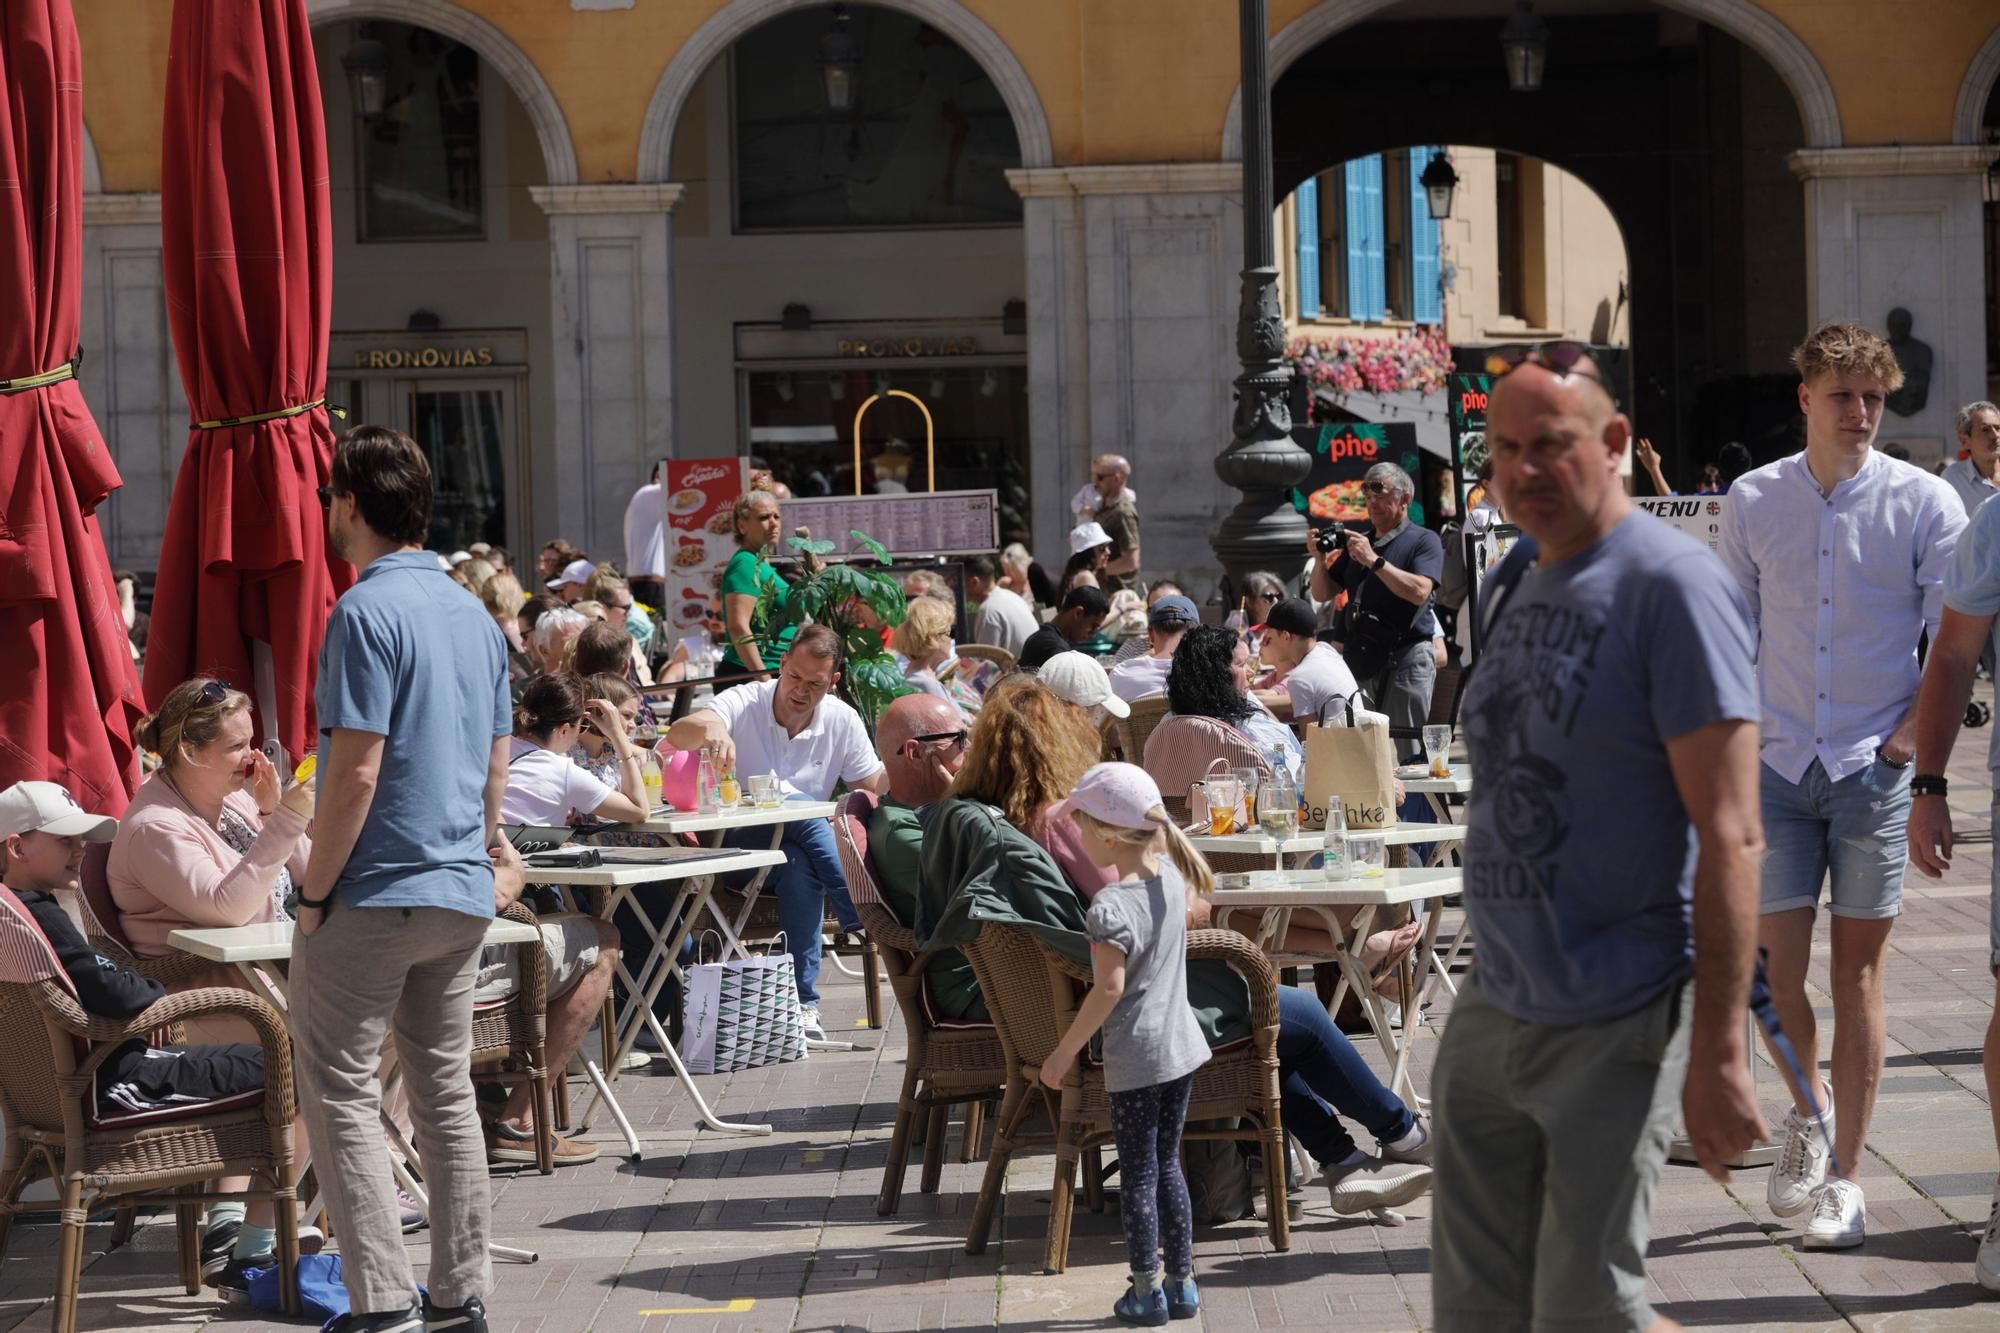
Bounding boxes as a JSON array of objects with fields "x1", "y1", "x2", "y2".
[
  {"x1": 1716, "y1": 449, "x2": 1965, "y2": 784},
  {"x1": 1940, "y1": 457, "x2": 1998, "y2": 519},
  {"x1": 701, "y1": 679, "x2": 883, "y2": 799}
]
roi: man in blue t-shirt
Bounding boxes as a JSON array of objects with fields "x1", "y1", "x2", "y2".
[
  {"x1": 291, "y1": 426, "x2": 517, "y2": 1333},
  {"x1": 1431, "y1": 348, "x2": 1768, "y2": 1333}
]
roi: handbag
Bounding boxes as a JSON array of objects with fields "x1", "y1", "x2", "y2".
[{"x1": 680, "y1": 932, "x2": 807, "y2": 1075}]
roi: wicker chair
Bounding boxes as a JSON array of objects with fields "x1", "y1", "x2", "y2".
[
  {"x1": 954, "y1": 644, "x2": 1016, "y2": 672},
  {"x1": 0, "y1": 889, "x2": 300, "y2": 1328},
  {"x1": 832, "y1": 792, "x2": 1008, "y2": 1215},
  {"x1": 1116, "y1": 696, "x2": 1171, "y2": 774},
  {"x1": 471, "y1": 902, "x2": 556, "y2": 1174},
  {"x1": 961, "y1": 921, "x2": 1288, "y2": 1273},
  {"x1": 77, "y1": 842, "x2": 217, "y2": 998}
]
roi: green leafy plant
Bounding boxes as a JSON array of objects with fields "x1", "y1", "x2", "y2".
[{"x1": 759, "y1": 530, "x2": 913, "y2": 730}]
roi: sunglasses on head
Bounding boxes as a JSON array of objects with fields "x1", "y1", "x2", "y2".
[
  {"x1": 1483, "y1": 341, "x2": 1617, "y2": 402},
  {"x1": 197, "y1": 680, "x2": 229, "y2": 705}
]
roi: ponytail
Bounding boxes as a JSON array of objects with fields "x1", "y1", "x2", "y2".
[{"x1": 1157, "y1": 815, "x2": 1214, "y2": 897}]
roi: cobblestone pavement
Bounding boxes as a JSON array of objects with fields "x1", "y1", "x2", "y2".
[{"x1": 5, "y1": 712, "x2": 1998, "y2": 1332}]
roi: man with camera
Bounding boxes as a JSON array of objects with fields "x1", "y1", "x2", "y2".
[{"x1": 1310, "y1": 461, "x2": 1445, "y2": 751}]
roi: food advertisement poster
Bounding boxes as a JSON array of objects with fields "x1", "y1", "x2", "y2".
[
  {"x1": 1447, "y1": 371, "x2": 1491, "y2": 516},
  {"x1": 662, "y1": 458, "x2": 752, "y2": 644},
  {"x1": 1289, "y1": 422, "x2": 1425, "y2": 528}
]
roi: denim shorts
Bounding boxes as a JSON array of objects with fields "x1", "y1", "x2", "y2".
[{"x1": 1758, "y1": 758, "x2": 1910, "y2": 920}]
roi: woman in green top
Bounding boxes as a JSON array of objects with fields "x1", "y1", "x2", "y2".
[{"x1": 719, "y1": 489, "x2": 821, "y2": 684}]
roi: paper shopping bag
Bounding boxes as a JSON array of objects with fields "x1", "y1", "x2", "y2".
[
  {"x1": 1300, "y1": 701, "x2": 1397, "y2": 831},
  {"x1": 682, "y1": 948, "x2": 806, "y2": 1074}
]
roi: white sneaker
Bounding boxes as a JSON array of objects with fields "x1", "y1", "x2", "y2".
[
  {"x1": 1322, "y1": 1155, "x2": 1434, "y2": 1214},
  {"x1": 1801, "y1": 1178, "x2": 1866, "y2": 1249},
  {"x1": 800, "y1": 1003, "x2": 827, "y2": 1043},
  {"x1": 1976, "y1": 1186, "x2": 2000, "y2": 1292},
  {"x1": 1768, "y1": 1102, "x2": 1834, "y2": 1219}
]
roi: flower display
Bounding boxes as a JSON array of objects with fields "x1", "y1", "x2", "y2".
[{"x1": 1285, "y1": 325, "x2": 1453, "y2": 418}]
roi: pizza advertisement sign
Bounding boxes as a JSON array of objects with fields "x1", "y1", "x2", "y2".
[
  {"x1": 1290, "y1": 422, "x2": 1426, "y2": 528},
  {"x1": 661, "y1": 458, "x2": 751, "y2": 643},
  {"x1": 1447, "y1": 371, "x2": 1492, "y2": 516}
]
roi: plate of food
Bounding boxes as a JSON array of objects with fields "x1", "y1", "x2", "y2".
[
  {"x1": 671, "y1": 534, "x2": 707, "y2": 568},
  {"x1": 669, "y1": 488, "x2": 706, "y2": 515}
]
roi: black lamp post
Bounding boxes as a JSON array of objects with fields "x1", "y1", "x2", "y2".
[
  {"x1": 1501, "y1": 1, "x2": 1550, "y2": 92},
  {"x1": 341, "y1": 36, "x2": 389, "y2": 120},
  {"x1": 1420, "y1": 151, "x2": 1459, "y2": 220},
  {"x1": 819, "y1": 5, "x2": 861, "y2": 113},
  {"x1": 1212, "y1": 0, "x2": 1311, "y2": 591}
]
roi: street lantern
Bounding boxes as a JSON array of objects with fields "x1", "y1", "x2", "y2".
[
  {"x1": 1501, "y1": 1, "x2": 1549, "y2": 93},
  {"x1": 341, "y1": 37, "x2": 389, "y2": 120},
  {"x1": 1420, "y1": 152, "x2": 1459, "y2": 221},
  {"x1": 819, "y1": 5, "x2": 861, "y2": 113}
]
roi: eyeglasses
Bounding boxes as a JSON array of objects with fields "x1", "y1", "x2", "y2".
[
  {"x1": 1360, "y1": 481, "x2": 1392, "y2": 496},
  {"x1": 912, "y1": 730, "x2": 969, "y2": 750},
  {"x1": 316, "y1": 485, "x2": 348, "y2": 506},
  {"x1": 1483, "y1": 341, "x2": 1617, "y2": 402}
]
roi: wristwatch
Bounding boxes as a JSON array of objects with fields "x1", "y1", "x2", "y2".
[
  {"x1": 1371, "y1": 554, "x2": 1387, "y2": 573},
  {"x1": 1910, "y1": 773, "x2": 1948, "y2": 798}
]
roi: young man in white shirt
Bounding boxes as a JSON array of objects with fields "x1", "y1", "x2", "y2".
[
  {"x1": 1257, "y1": 597, "x2": 1359, "y2": 723},
  {"x1": 1716, "y1": 322, "x2": 1967, "y2": 1249},
  {"x1": 964, "y1": 553, "x2": 1038, "y2": 658},
  {"x1": 666, "y1": 626, "x2": 886, "y2": 1039},
  {"x1": 1942, "y1": 401, "x2": 2000, "y2": 519},
  {"x1": 1106, "y1": 595, "x2": 1199, "y2": 703}
]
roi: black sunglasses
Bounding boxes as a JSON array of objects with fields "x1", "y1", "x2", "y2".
[
  {"x1": 316, "y1": 485, "x2": 349, "y2": 506},
  {"x1": 198, "y1": 680, "x2": 228, "y2": 704},
  {"x1": 911, "y1": 729, "x2": 969, "y2": 749},
  {"x1": 1483, "y1": 341, "x2": 1617, "y2": 402},
  {"x1": 1361, "y1": 481, "x2": 1392, "y2": 496}
]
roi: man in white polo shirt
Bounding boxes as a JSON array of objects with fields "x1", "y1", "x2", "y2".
[
  {"x1": 1107, "y1": 595, "x2": 1199, "y2": 703},
  {"x1": 666, "y1": 625, "x2": 885, "y2": 1039},
  {"x1": 1258, "y1": 596, "x2": 1360, "y2": 724}
]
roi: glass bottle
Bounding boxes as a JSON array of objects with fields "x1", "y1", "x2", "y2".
[
  {"x1": 1322, "y1": 803, "x2": 1351, "y2": 882},
  {"x1": 697, "y1": 746, "x2": 718, "y2": 815}
]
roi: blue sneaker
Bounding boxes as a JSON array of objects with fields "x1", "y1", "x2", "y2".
[
  {"x1": 1114, "y1": 1281, "x2": 1169, "y2": 1327},
  {"x1": 1164, "y1": 1275, "x2": 1200, "y2": 1321}
]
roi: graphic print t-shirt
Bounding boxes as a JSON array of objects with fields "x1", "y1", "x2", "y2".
[{"x1": 1459, "y1": 512, "x2": 1757, "y2": 1025}]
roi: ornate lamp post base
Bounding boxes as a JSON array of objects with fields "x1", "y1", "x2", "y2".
[{"x1": 1213, "y1": 266, "x2": 1311, "y2": 587}]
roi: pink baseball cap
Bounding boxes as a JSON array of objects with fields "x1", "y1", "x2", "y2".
[{"x1": 1049, "y1": 762, "x2": 1169, "y2": 831}]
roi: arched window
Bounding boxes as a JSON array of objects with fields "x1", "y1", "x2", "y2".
[{"x1": 350, "y1": 22, "x2": 485, "y2": 241}]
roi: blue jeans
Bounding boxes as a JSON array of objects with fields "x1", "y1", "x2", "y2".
[
  {"x1": 1758, "y1": 758, "x2": 1909, "y2": 920},
  {"x1": 1275, "y1": 984, "x2": 1414, "y2": 1164},
  {"x1": 723, "y1": 806, "x2": 860, "y2": 1007}
]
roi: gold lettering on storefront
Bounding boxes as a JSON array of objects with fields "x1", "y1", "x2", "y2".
[
  {"x1": 354, "y1": 347, "x2": 496, "y2": 369},
  {"x1": 835, "y1": 337, "x2": 978, "y2": 359}
]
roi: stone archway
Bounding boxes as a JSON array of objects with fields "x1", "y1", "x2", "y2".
[
  {"x1": 1220, "y1": 0, "x2": 1843, "y2": 158},
  {"x1": 1953, "y1": 22, "x2": 2000, "y2": 144},
  {"x1": 304, "y1": 0, "x2": 578, "y2": 185},
  {"x1": 636, "y1": 0, "x2": 1054, "y2": 181}
]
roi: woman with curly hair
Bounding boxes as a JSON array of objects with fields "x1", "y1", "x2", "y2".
[
  {"x1": 1166, "y1": 624, "x2": 1303, "y2": 780},
  {"x1": 951, "y1": 676, "x2": 1114, "y2": 896}
]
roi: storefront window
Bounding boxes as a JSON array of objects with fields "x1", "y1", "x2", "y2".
[
  {"x1": 733, "y1": 6, "x2": 1023, "y2": 231},
  {"x1": 356, "y1": 24, "x2": 484, "y2": 241},
  {"x1": 744, "y1": 364, "x2": 1030, "y2": 540}
]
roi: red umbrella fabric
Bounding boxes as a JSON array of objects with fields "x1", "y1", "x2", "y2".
[
  {"x1": 0, "y1": 2, "x2": 145, "y2": 815},
  {"x1": 144, "y1": 0, "x2": 349, "y2": 763}
]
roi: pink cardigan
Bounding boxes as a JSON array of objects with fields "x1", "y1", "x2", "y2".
[{"x1": 107, "y1": 776, "x2": 312, "y2": 958}]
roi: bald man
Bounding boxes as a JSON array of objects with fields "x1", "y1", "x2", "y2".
[
  {"x1": 1088, "y1": 454, "x2": 1141, "y2": 594},
  {"x1": 1431, "y1": 349, "x2": 1766, "y2": 1333},
  {"x1": 868, "y1": 694, "x2": 967, "y2": 926}
]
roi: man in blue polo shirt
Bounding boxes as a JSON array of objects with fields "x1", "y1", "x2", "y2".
[{"x1": 291, "y1": 426, "x2": 515, "y2": 1333}]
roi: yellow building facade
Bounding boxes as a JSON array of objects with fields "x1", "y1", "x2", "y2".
[{"x1": 74, "y1": 0, "x2": 2000, "y2": 580}]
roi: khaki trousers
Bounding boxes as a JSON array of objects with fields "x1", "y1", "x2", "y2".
[{"x1": 291, "y1": 903, "x2": 492, "y2": 1313}]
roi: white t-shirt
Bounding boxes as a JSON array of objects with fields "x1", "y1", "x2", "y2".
[
  {"x1": 501, "y1": 737, "x2": 616, "y2": 825},
  {"x1": 1107, "y1": 652, "x2": 1173, "y2": 704},
  {"x1": 701, "y1": 679, "x2": 883, "y2": 799},
  {"x1": 971, "y1": 586, "x2": 1039, "y2": 657},
  {"x1": 623, "y1": 482, "x2": 666, "y2": 582},
  {"x1": 1283, "y1": 642, "x2": 1361, "y2": 724}
]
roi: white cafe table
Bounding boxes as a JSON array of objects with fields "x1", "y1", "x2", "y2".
[
  {"x1": 167, "y1": 916, "x2": 544, "y2": 1265},
  {"x1": 520, "y1": 845, "x2": 787, "y2": 1153},
  {"x1": 1394, "y1": 764, "x2": 1477, "y2": 999},
  {"x1": 611, "y1": 801, "x2": 838, "y2": 963},
  {"x1": 1207, "y1": 867, "x2": 1463, "y2": 1104},
  {"x1": 1191, "y1": 820, "x2": 1468, "y2": 868}
]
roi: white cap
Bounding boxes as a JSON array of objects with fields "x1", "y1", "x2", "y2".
[
  {"x1": 0, "y1": 781, "x2": 117, "y2": 843},
  {"x1": 550, "y1": 558, "x2": 596, "y2": 589},
  {"x1": 1037, "y1": 651, "x2": 1130, "y2": 718},
  {"x1": 1069, "y1": 521, "x2": 1113, "y2": 556},
  {"x1": 448, "y1": 550, "x2": 473, "y2": 566},
  {"x1": 1049, "y1": 763, "x2": 1168, "y2": 831}
]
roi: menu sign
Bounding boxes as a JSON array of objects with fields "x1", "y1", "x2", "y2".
[
  {"x1": 661, "y1": 458, "x2": 751, "y2": 639},
  {"x1": 783, "y1": 489, "x2": 1001, "y2": 558},
  {"x1": 1447, "y1": 371, "x2": 1492, "y2": 515},
  {"x1": 1635, "y1": 495, "x2": 1729, "y2": 552}
]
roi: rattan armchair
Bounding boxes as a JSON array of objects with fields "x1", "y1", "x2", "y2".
[
  {"x1": 961, "y1": 921, "x2": 1289, "y2": 1273},
  {"x1": 471, "y1": 901, "x2": 555, "y2": 1174},
  {"x1": 954, "y1": 644, "x2": 1016, "y2": 672},
  {"x1": 0, "y1": 981, "x2": 301, "y2": 1328},
  {"x1": 832, "y1": 792, "x2": 1007, "y2": 1215},
  {"x1": 78, "y1": 842, "x2": 219, "y2": 1001},
  {"x1": 1117, "y1": 696, "x2": 1172, "y2": 775}
]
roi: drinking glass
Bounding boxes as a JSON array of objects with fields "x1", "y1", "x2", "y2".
[
  {"x1": 1234, "y1": 768, "x2": 1259, "y2": 828},
  {"x1": 749, "y1": 772, "x2": 781, "y2": 808},
  {"x1": 1350, "y1": 831, "x2": 1388, "y2": 878},
  {"x1": 1206, "y1": 777, "x2": 1240, "y2": 835},
  {"x1": 1423, "y1": 724, "x2": 1454, "y2": 779}
]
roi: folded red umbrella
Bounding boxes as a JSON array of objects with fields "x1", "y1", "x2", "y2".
[
  {"x1": 0, "y1": 1, "x2": 145, "y2": 815},
  {"x1": 144, "y1": 0, "x2": 350, "y2": 763}
]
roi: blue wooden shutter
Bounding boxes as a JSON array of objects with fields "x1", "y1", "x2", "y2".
[
  {"x1": 1409, "y1": 148, "x2": 1442, "y2": 324},
  {"x1": 1345, "y1": 155, "x2": 1385, "y2": 323},
  {"x1": 1295, "y1": 177, "x2": 1321, "y2": 319}
]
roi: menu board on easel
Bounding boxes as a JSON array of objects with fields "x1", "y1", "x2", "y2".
[{"x1": 782, "y1": 489, "x2": 1001, "y2": 558}]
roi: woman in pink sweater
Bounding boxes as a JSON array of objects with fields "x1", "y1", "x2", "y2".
[{"x1": 108, "y1": 678, "x2": 314, "y2": 959}]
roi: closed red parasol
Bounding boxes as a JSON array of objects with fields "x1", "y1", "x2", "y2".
[
  {"x1": 144, "y1": 0, "x2": 349, "y2": 763},
  {"x1": 0, "y1": 2, "x2": 145, "y2": 814}
]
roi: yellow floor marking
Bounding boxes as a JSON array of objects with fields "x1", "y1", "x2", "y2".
[{"x1": 640, "y1": 1298, "x2": 756, "y2": 1315}]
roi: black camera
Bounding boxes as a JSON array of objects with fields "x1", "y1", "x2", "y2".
[{"x1": 1313, "y1": 523, "x2": 1347, "y2": 554}]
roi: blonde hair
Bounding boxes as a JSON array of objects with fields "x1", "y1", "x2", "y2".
[
  {"x1": 1071, "y1": 808, "x2": 1215, "y2": 897},
  {"x1": 731, "y1": 489, "x2": 780, "y2": 548},
  {"x1": 1791, "y1": 322, "x2": 1905, "y2": 392},
  {"x1": 481, "y1": 571, "x2": 525, "y2": 620},
  {"x1": 459, "y1": 557, "x2": 497, "y2": 592},
  {"x1": 894, "y1": 596, "x2": 955, "y2": 661},
  {"x1": 950, "y1": 678, "x2": 1098, "y2": 829},
  {"x1": 585, "y1": 569, "x2": 630, "y2": 604},
  {"x1": 135, "y1": 677, "x2": 253, "y2": 773}
]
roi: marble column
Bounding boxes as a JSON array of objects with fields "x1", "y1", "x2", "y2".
[
  {"x1": 530, "y1": 183, "x2": 684, "y2": 560},
  {"x1": 1789, "y1": 146, "x2": 1992, "y2": 461},
  {"x1": 1008, "y1": 164, "x2": 1245, "y2": 586},
  {"x1": 79, "y1": 192, "x2": 185, "y2": 574}
]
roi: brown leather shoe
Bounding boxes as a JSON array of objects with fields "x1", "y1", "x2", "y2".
[{"x1": 546, "y1": 1132, "x2": 600, "y2": 1167}]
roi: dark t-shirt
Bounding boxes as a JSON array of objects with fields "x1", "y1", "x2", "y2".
[
  {"x1": 1337, "y1": 521, "x2": 1445, "y2": 641},
  {"x1": 1095, "y1": 495, "x2": 1141, "y2": 595},
  {"x1": 1018, "y1": 625, "x2": 1073, "y2": 671}
]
